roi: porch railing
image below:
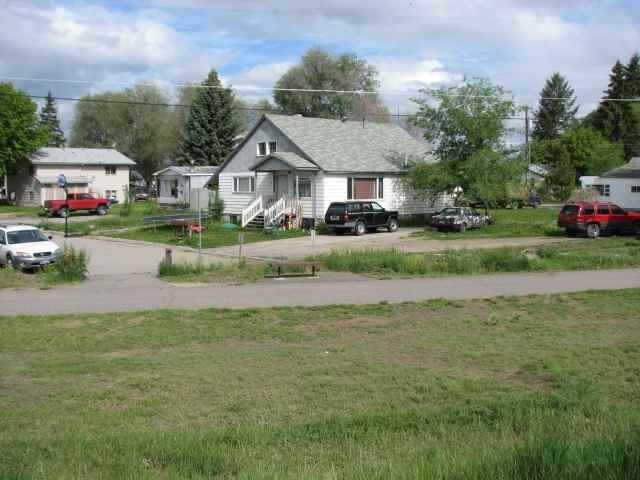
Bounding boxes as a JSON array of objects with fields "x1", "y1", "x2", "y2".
[
  {"x1": 264, "y1": 196, "x2": 286, "y2": 227},
  {"x1": 241, "y1": 195, "x2": 263, "y2": 227}
]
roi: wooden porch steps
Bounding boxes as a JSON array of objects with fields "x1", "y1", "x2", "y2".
[{"x1": 245, "y1": 214, "x2": 265, "y2": 230}]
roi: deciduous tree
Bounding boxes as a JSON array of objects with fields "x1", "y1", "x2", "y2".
[{"x1": 0, "y1": 82, "x2": 49, "y2": 177}]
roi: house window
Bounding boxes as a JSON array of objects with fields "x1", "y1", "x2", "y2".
[
  {"x1": 257, "y1": 142, "x2": 267, "y2": 156},
  {"x1": 631, "y1": 186, "x2": 640, "y2": 193},
  {"x1": 294, "y1": 177, "x2": 312, "y2": 198},
  {"x1": 269, "y1": 141, "x2": 277, "y2": 154},
  {"x1": 347, "y1": 177, "x2": 383, "y2": 200},
  {"x1": 105, "y1": 165, "x2": 117, "y2": 175},
  {"x1": 233, "y1": 176, "x2": 255, "y2": 193},
  {"x1": 593, "y1": 184, "x2": 610, "y2": 197}
]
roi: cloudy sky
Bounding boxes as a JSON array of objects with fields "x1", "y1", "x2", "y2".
[{"x1": 1, "y1": 0, "x2": 639, "y2": 133}]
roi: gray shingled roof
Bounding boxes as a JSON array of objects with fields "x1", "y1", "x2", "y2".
[
  {"x1": 265, "y1": 114, "x2": 432, "y2": 173},
  {"x1": 30, "y1": 148, "x2": 136, "y2": 166},
  {"x1": 154, "y1": 166, "x2": 219, "y2": 176},
  {"x1": 602, "y1": 157, "x2": 640, "y2": 178},
  {"x1": 251, "y1": 152, "x2": 319, "y2": 171}
]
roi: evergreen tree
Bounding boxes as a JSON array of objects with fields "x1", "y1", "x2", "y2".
[
  {"x1": 586, "y1": 56, "x2": 640, "y2": 157},
  {"x1": 532, "y1": 72, "x2": 578, "y2": 140},
  {"x1": 177, "y1": 70, "x2": 242, "y2": 166},
  {"x1": 39, "y1": 92, "x2": 66, "y2": 147}
]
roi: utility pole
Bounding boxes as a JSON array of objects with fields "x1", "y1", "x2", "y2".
[{"x1": 524, "y1": 106, "x2": 531, "y2": 186}]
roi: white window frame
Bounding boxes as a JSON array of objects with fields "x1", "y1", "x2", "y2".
[
  {"x1": 233, "y1": 176, "x2": 255, "y2": 194},
  {"x1": 256, "y1": 141, "x2": 277, "y2": 156},
  {"x1": 593, "y1": 184, "x2": 611, "y2": 197},
  {"x1": 295, "y1": 177, "x2": 312, "y2": 198}
]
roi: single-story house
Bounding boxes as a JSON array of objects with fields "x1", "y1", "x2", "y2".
[
  {"x1": 214, "y1": 114, "x2": 439, "y2": 226},
  {"x1": 154, "y1": 166, "x2": 218, "y2": 206},
  {"x1": 583, "y1": 157, "x2": 640, "y2": 210},
  {"x1": 6, "y1": 147, "x2": 135, "y2": 206}
]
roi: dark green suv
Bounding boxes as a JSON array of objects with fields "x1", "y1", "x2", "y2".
[{"x1": 324, "y1": 201, "x2": 399, "y2": 236}]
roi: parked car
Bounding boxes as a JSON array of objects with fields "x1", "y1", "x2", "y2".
[
  {"x1": 430, "y1": 207, "x2": 492, "y2": 232},
  {"x1": 0, "y1": 224, "x2": 61, "y2": 270},
  {"x1": 324, "y1": 201, "x2": 399, "y2": 236},
  {"x1": 135, "y1": 192, "x2": 149, "y2": 201},
  {"x1": 43, "y1": 193, "x2": 109, "y2": 218},
  {"x1": 557, "y1": 201, "x2": 640, "y2": 238},
  {"x1": 108, "y1": 195, "x2": 119, "y2": 205}
]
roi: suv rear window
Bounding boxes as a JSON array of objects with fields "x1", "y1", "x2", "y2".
[{"x1": 561, "y1": 205, "x2": 579, "y2": 215}]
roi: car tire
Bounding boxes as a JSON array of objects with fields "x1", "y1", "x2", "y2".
[
  {"x1": 633, "y1": 221, "x2": 640, "y2": 236},
  {"x1": 354, "y1": 221, "x2": 366, "y2": 236},
  {"x1": 586, "y1": 223, "x2": 600, "y2": 239},
  {"x1": 59, "y1": 207, "x2": 69, "y2": 218},
  {"x1": 96, "y1": 205, "x2": 108, "y2": 216},
  {"x1": 387, "y1": 218, "x2": 399, "y2": 233}
]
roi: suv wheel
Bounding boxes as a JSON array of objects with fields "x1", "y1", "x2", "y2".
[
  {"x1": 59, "y1": 207, "x2": 69, "y2": 218},
  {"x1": 96, "y1": 205, "x2": 108, "y2": 216},
  {"x1": 354, "y1": 221, "x2": 366, "y2": 236},
  {"x1": 387, "y1": 218, "x2": 399, "y2": 233},
  {"x1": 634, "y1": 221, "x2": 640, "y2": 236},
  {"x1": 7, "y1": 254, "x2": 17, "y2": 270},
  {"x1": 586, "y1": 223, "x2": 600, "y2": 239}
]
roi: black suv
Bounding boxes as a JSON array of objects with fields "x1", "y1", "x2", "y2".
[{"x1": 324, "y1": 201, "x2": 399, "y2": 235}]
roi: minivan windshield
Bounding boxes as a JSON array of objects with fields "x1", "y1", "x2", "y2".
[{"x1": 7, "y1": 229, "x2": 48, "y2": 244}]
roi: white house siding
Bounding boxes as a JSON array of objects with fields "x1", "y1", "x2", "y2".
[
  {"x1": 36, "y1": 164, "x2": 130, "y2": 203},
  {"x1": 321, "y1": 174, "x2": 444, "y2": 217},
  {"x1": 591, "y1": 177, "x2": 640, "y2": 210},
  {"x1": 219, "y1": 172, "x2": 273, "y2": 215}
]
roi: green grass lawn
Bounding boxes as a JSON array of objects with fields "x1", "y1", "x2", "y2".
[
  {"x1": 414, "y1": 207, "x2": 563, "y2": 239},
  {"x1": 316, "y1": 237, "x2": 640, "y2": 277},
  {"x1": 0, "y1": 204, "x2": 42, "y2": 217},
  {"x1": 158, "y1": 258, "x2": 269, "y2": 284},
  {"x1": 1, "y1": 291, "x2": 640, "y2": 478}
]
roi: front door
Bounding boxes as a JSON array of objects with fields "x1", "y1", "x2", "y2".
[{"x1": 275, "y1": 174, "x2": 289, "y2": 198}]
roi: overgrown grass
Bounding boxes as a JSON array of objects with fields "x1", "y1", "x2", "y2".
[
  {"x1": 158, "y1": 258, "x2": 267, "y2": 284},
  {"x1": 0, "y1": 245, "x2": 88, "y2": 288},
  {"x1": 415, "y1": 207, "x2": 563, "y2": 239},
  {"x1": 0, "y1": 204, "x2": 41, "y2": 217},
  {"x1": 1, "y1": 290, "x2": 640, "y2": 478},
  {"x1": 39, "y1": 201, "x2": 165, "y2": 235},
  {"x1": 316, "y1": 237, "x2": 640, "y2": 276}
]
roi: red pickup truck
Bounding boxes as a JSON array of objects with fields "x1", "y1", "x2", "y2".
[
  {"x1": 557, "y1": 201, "x2": 640, "y2": 238},
  {"x1": 43, "y1": 193, "x2": 110, "y2": 218}
]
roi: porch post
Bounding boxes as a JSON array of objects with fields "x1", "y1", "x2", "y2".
[
  {"x1": 254, "y1": 170, "x2": 258, "y2": 198},
  {"x1": 311, "y1": 173, "x2": 317, "y2": 218},
  {"x1": 295, "y1": 174, "x2": 299, "y2": 200}
]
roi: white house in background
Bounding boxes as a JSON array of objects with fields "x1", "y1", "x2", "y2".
[
  {"x1": 154, "y1": 166, "x2": 218, "y2": 206},
  {"x1": 214, "y1": 114, "x2": 439, "y2": 227},
  {"x1": 583, "y1": 157, "x2": 640, "y2": 210},
  {"x1": 6, "y1": 147, "x2": 135, "y2": 206}
]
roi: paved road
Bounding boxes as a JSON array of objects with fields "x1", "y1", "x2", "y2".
[{"x1": 1, "y1": 268, "x2": 639, "y2": 316}]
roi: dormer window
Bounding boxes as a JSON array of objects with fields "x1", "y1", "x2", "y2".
[
  {"x1": 257, "y1": 142, "x2": 267, "y2": 156},
  {"x1": 269, "y1": 141, "x2": 277, "y2": 153}
]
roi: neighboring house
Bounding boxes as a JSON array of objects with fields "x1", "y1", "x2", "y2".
[
  {"x1": 214, "y1": 114, "x2": 438, "y2": 226},
  {"x1": 525, "y1": 164, "x2": 549, "y2": 185},
  {"x1": 154, "y1": 166, "x2": 218, "y2": 206},
  {"x1": 583, "y1": 157, "x2": 640, "y2": 210},
  {"x1": 6, "y1": 147, "x2": 135, "y2": 206}
]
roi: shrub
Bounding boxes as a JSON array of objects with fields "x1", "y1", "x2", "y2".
[
  {"x1": 210, "y1": 194, "x2": 224, "y2": 222},
  {"x1": 51, "y1": 245, "x2": 89, "y2": 282}
]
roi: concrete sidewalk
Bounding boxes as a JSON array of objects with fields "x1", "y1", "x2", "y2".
[{"x1": 1, "y1": 268, "x2": 638, "y2": 316}]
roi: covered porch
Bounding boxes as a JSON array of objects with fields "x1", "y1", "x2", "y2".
[{"x1": 242, "y1": 152, "x2": 321, "y2": 228}]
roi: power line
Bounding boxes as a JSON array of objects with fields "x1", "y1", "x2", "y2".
[
  {"x1": 0, "y1": 90, "x2": 531, "y2": 120},
  {"x1": 3, "y1": 75, "x2": 640, "y2": 103}
]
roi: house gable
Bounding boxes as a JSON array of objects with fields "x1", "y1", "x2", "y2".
[{"x1": 218, "y1": 117, "x2": 309, "y2": 174}]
